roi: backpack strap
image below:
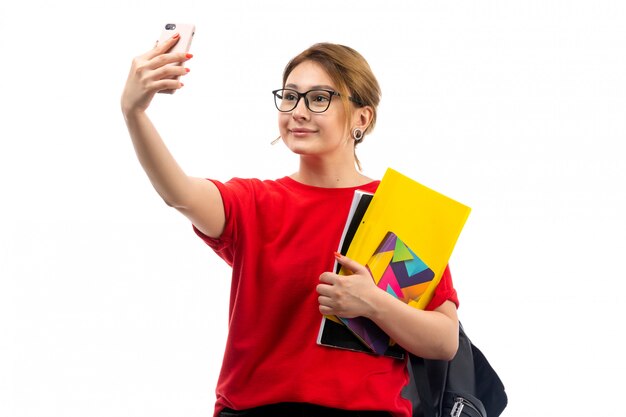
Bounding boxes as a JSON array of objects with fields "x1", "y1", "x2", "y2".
[
  {"x1": 405, "y1": 323, "x2": 508, "y2": 417},
  {"x1": 407, "y1": 353, "x2": 448, "y2": 417}
]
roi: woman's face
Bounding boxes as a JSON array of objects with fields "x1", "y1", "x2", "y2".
[{"x1": 278, "y1": 61, "x2": 353, "y2": 162}]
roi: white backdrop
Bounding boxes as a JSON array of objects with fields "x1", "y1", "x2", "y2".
[{"x1": 1, "y1": 1, "x2": 625, "y2": 416}]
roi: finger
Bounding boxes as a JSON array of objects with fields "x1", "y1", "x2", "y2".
[
  {"x1": 318, "y1": 296, "x2": 336, "y2": 316},
  {"x1": 316, "y1": 283, "x2": 333, "y2": 297},
  {"x1": 150, "y1": 78, "x2": 185, "y2": 93},
  {"x1": 152, "y1": 64, "x2": 190, "y2": 80},
  {"x1": 319, "y1": 304, "x2": 334, "y2": 315},
  {"x1": 334, "y1": 252, "x2": 367, "y2": 275},
  {"x1": 319, "y1": 272, "x2": 337, "y2": 285},
  {"x1": 145, "y1": 52, "x2": 193, "y2": 71},
  {"x1": 145, "y1": 32, "x2": 181, "y2": 60},
  {"x1": 318, "y1": 294, "x2": 334, "y2": 306}
]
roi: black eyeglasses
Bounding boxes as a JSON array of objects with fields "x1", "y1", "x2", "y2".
[{"x1": 272, "y1": 88, "x2": 363, "y2": 113}]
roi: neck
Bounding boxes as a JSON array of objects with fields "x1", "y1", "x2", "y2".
[{"x1": 291, "y1": 155, "x2": 371, "y2": 188}]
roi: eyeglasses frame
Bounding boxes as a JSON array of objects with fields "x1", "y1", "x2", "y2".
[{"x1": 272, "y1": 88, "x2": 364, "y2": 113}]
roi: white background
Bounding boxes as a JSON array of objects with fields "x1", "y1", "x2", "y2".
[{"x1": 1, "y1": 1, "x2": 625, "y2": 416}]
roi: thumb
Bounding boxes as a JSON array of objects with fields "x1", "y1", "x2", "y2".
[{"x1": 334, "y1": 252, "x2": 367, "y2": 275}]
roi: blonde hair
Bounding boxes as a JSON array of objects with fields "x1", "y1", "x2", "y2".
[{"x1": 282, "y1": 43, "x2": 381, "y2": 169}]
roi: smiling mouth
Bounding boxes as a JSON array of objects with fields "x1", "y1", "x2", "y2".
[{"x1": 290, "y1": 129, "x2": 317, "y2": 136}]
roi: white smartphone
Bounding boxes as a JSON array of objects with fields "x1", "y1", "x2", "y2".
[{"x1": 156, "y1": 23, "x2": 195, "y2": 94}]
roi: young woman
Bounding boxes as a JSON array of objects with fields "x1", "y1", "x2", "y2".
[{"x1": 121, "y1": 38, "x2": 459, "y2": 417}]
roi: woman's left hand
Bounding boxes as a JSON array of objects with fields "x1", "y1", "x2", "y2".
[{"x1": 317, "y1": 253, "x2": 379, "y2": 319}]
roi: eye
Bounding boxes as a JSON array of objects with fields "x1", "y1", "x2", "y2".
[
  {"x1": 310, "y1": 92, "x2": 331, "y2": 102},
  {"x1": 283, "y1": 91, "x2": 298, "y2": 101}
]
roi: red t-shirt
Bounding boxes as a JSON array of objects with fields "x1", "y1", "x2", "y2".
[{"x1": 193, "y1": 177, "x2": 458, "y2": 417}]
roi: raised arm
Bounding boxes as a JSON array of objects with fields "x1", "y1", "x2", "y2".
[{"x1": 121, "y1": 34, "x2": 225, "y2": 238}]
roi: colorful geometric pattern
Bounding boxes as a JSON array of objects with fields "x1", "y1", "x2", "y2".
[
  {"x1": 367, "y1": 231, "x2": 434, "y2": 304},
  {"x1": 340, "y1": 231, "x2": 435, "y2": 355}
]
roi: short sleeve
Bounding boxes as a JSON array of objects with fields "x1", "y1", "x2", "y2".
[
  {"x1": 191, "y1": 178, "x2": 249, "y2": 265},
  {"x1": 425, "y1": 265, "x2": 459, "y2": 311}
]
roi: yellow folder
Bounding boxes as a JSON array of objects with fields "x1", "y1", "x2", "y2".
[{"x1": 343, "y1": 168, "x2": 471, "y2": 310}]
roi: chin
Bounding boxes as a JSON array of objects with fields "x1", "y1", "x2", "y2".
[
  {"x1": 284, "y1": 140, "x2": 316, "y2": 155},
  {"x1": 288, "y1": 146, "x2": 315, "y2": 156}
]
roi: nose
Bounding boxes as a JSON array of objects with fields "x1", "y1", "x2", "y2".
[{"x1": 292, "y1": 96, "x2": 310, "y2": 120}]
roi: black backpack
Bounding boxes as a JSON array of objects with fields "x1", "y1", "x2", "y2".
[{"x1": 404, "y1": 323, "x2": 508, "y2": 417}]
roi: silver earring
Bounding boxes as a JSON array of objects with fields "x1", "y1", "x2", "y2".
[{"x1": 352, "y1": 128, "x2": 364, "y2": 142}]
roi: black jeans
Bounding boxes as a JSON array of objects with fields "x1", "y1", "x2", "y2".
[{"x1": 218, "y1": 402, "x2": 391, "y2": 417}]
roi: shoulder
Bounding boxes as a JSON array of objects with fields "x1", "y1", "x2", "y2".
[
  {"x1": 211, "y1": 177, "x2": 301, "y2": 211},
  {"x1": 213, "y1": 177, "x2": 286, "y2": 195}
]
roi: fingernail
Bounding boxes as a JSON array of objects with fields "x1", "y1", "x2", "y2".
[
  {"x1": 185, "y1": 68, "x2": 190, "y2": 73},
  {"x1": 172, "y1": 33, "x2": 180, "y2": 39},
  {"x1": 334, "y1": 251, "x2": 342, "y2": 258},
  {"x1": 185, "y1": 53, "x2": 193, "y2": 59},
  {"x1": 180, "y1": 82, "x2": 185, "y2": 87}
]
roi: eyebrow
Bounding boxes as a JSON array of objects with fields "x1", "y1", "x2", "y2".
[{"x1": 285, "y1": 83, "x2": 336, "y2": 91}]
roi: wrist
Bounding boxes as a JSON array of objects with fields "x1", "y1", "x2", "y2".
[
  {"x1": 363, "y1": 287, "x2": 392, "y2": 321},
  {"x1": 121, "y1": 105, "x2": 146, "y2": 124}
]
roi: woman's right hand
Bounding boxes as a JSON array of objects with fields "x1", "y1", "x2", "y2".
[{"x1": 121, "y1": 33, "x2": 192, "y2": 115}]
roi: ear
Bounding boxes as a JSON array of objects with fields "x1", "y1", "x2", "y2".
[{"x1": 351, "y1": 105, "x2": 374, "y2": 132}]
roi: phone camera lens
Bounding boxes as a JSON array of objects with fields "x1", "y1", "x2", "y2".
[{"x1": 165, "y1": 23, "x2": 176, "y2": 30}]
